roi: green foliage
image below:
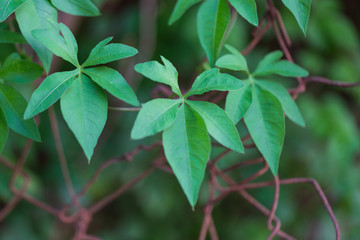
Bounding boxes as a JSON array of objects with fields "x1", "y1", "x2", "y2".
[
  {"x1": 0, "y1": 30, "x2": 26, "y2": 44},
  {"x1": 244, "y1": 85, "x2": 285, "y2": 174},
  {"x1": 281, "y1": 0, "x2": 312, "y2": 34},
  {"x1": 197, "y1": 0, "x2": 230, "y2": 67},
  {"x1": 228, "y1": 0, "x2": 258, "y2": 26},
  {"x1": 169, "y1": 0, "x2": 201, "y2": 25},
  {"x1": 60, "y1": 74, "x2": 107, "y2": 161},
  {"x1": 0, "y1": 84, "x2": 40, "y2": 142},
  {"x1": 25, "y1": 23, "x2": 139, "y2": 161},
  {"x1": 163, "y1": 104, "x2": 211, "y2": 207},
  {"x1": 217, "y1": 46, "x2": 307, "y2": 174},
  {"x1": 0, "y1": 53, "x2": 43, "y2": 84},
  {"x1": 0, "y1": 0, "x2": 27, "y2": 22},
  {"x1": 50, "y1": 0, "x2": 100, "y2": 16},
  {"x1": 0, "y1": 108, "x2": 8, "y2": 152},
  {"x1": 15, "y1": 0, "x2": 59, "y2": 73},
  {"x1": 133, "y1": 57, "x2": 244, "y2": 206}
]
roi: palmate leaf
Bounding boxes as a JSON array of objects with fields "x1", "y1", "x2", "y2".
[
  {"x1": 185, "y1": 68, "x2": 244, "y2": 97},
  {"x1": 83, "y1": 67, "x2": 139, "y2": 107},
  {"x1": 197, "y1": 0, "x2": 230, "y2": 66},
  {"x1": 225, "y1": 80, "x2": 252, "y2": 124},
  {"x1": 82, "y1": 37, "x2": 138, "y2": 67},
  {"x1": 0, "y1": 0, "x2": 27, "y2": 22},
  {"x1": 135, "y1": 56, "x2": 182, "y2": 96},
  {"x1": 163, "y1": 104, "x2": 211, "y2": 207},
  {"x1": 187, "y1": 100, "x2": 243, "y2": 153},
  {"x1": 32, "y1": 23, "x2": 79, "y2": 66},
  {"x1": 281, "y1": 0, "x2": 312, "y2": 34},
  {"x1": 0, "y1": 84, "x2": 40, "y2": 141},
  {"x1": 228, "y1": 0, "x2": 258, "y2": 26},
  {"x1": 0, "y1": 108, "x2": 8, "y2": 153},
  {"x1": 24, "y1": 69, "x2": 78, "y2": 119},
  {"x1": 256, "y1": 80, "x2": 305, "y2": 127},
  {"x1": 15, "y1": 0, "x2": 59, "y2": 73},
  {"x1": 50, "y1": 0, "x2": 100, "y2": 17},
  {"x1": 0, "y1": 53, "x2": 43, "y2": 84},
  {"x1": 244, "y1": 85, "x2": 285, "y2": 175},
  {"x1": 60, "y1": 74, "x2": 107, "y2": 161},
  {"x1": 169, "y1": 0, "x2": 201, "y2": 25},
  {"x1": 131, "y1": 99, "x2": 181, "y2": 140}
]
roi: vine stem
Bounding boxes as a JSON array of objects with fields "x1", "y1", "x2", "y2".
[{"x1": 108, "y1": 107, "x2": 141, "y2": 112}]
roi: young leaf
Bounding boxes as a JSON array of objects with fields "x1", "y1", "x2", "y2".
[
  {"x1": 60, "y1": 74, "x2": 107, "y2": 161},
  {"x1": 244, "y1": 85, "x2": 285, "y2": 175},
  {"x1": 225, "y1": 80, "x2": 252, "y2": 124},
  {"x1": 82, "y1": 38, "x2": 138, "y2": 67},
  {"x1": 163, "y1": 104, "x2": 211, "y2": 207},
  {"x1": 50, "y1": 0, "x2": 100, "y2": 16},
  {"x1": 253, "y1": 51, "x2": 309, "y2": 77},
  {"x1": 0, "y1": 30, "x2": 26, "y2": 44},
  {"x1": 281, "y1": 0, "x2": 312, "y2": 34},
  {"x1": 187, "y1": 100, "x2": 244, "y2": 153},
  {"x1": 32, "y1": 23, "x2": 79, "y2": 66},
  {"x1": 59, "y1": 23, "x2": 78, "y2": 61},
  {"x1": 0, "y1": 53, "x2": 43, "y2": 84},
  {"x1": 185, "y1": 68, "x2": 244, "y2": 97},
  {"x1": 0, "y1": 84, "x2": 40, "y2": 141},
  {"x1": 228, "y1": 0, "x2": 258, "y2": 26},
  {"x1": 0, "y1": 0, "x2": 27, "y2": 22},
  {"x1": 197, "y1": 0, "x2": 230, "y2": 66},
  {"x1": 255, "y1": 80, "x2": 305, "y2": 127},
  {"x1": 24, "y1": 69, "x2": 78, "y2": 119},
  {"x1": 15, "y1": 0, "x2": 59, "y2": 73},
  {"x1": 215, "y1": 45, "x2": 249, "y2": 73},
  {"x1": 82, "y1": 67, "x2": 139, "y2": 107},
  {"x1": 0, "y1": 108, "x2": 8, "y2": 153},
  {"x1": 134, "y1": 57, "x2": 182, "y2": 96},
  {"x1": 169, "y1": 0, "x2": 201, "y2": 25},
  {"x1": 131, "y1": 99, "x2": 181, "y2": 140}
]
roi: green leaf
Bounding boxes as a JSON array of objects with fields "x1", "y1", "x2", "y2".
[
  {"x1": 228, "y1": 0, "x2": 258, "y2": 26},
  {"x1": 197, "y1": 0, "x2": 230, "y2": 66},
  {"x1": 31, "y1": 23, "x2": 79, "y2": 66},
  {"x1": 0, "y1": 0, "x2": 27, "y2": 22},
  {"x1": 59, "y1": 23, "x2": 78, "y2": 61},
  {"x1": 244, "y1": 85, "x2": 285, "y2": 175},
  {"x1": 50, "y1": 0, "x2": 100, "y2": 16},
  {"x1": 134, "y1": 56, "x2": 182, "y2": 96},
  {"x1": 60, "y1": 74, "x2": 107, "y2": 161},
  {"x1": 215, "y1": 44, "x2": 249, "y2": 73},
  {"x1": 0, "y1": 53, "x2": 43, "y2": 84},
  {"x1": 0, "y1": 30, "x2": 26, "y2": 44},
  {"x1": 0, "y1": 108, "x2": 8, "y2": 153},
  {"x1": 225, "y1": 80, "x2": 252, "y2": 124},
  {"x1": 24, "y1": 69, "x2": 78, "y2": 119},
  {"x1": 187, "y1": 100, "x2": 243, "y2": 153},
  {"x1": 163, "y1": 104, "x2": 211, "y2": 207},
  {"x1": 185, "y1": 68, "x2": 244, "y2": 97},
  {"x1": 0, "y1": 84, "x2": 40, "y2": 141},
  {"x1": 15, "y1": 0, "x2": 59, "y2": 73},
  {"x1": 82, "y1": 37, "x2": 138, "y2": 67},
  {"x1": 255, "y1": 80, "x2": 305, "y2": 127},
  {"x1": 131, "y1": 99, "x2": 181, "y2": 140},
  {"x1": 82, "y1": 67, "x2": 139, "y2": 107},
  {"x1": 169, "y1": 0, "x2": 201, "y2": 25},
  {"x1": 281, "y1": 0, "x2": 312, "y2": 34},
  {"x1": 253, "y1": 51, "x2": 309, "y2": 77}
]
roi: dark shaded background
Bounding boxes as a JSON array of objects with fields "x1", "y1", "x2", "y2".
[{"x1": 0, "y1": 0, "x2": 360, "y2": 239}]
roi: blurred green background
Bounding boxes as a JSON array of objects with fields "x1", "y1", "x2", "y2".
[{"x1": 0, "y1": 0, "x2": 360, "y2": 239}]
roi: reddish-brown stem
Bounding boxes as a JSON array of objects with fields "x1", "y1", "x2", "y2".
[{"x1": 89, "y1": 167, "x2": 155, "y2": 214}]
